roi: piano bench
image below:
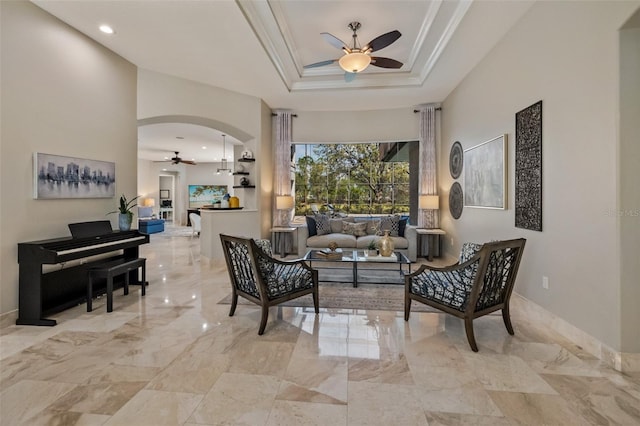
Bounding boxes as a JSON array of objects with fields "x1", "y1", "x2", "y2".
[
  {"x1": 87, "y1": 258, "x2": 146, "y2": 313},
  {"x1": 138, "y1": 219, "x2": 164, "y2": 234}
]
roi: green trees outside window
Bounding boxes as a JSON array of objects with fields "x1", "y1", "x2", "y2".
[{"x1": 294, "y1": 143, "x2": 410, "y2": 216}]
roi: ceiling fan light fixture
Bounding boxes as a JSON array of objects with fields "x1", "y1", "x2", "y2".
[{"x1": 338, "y1": 52, "x2": 371, "y2": 73}]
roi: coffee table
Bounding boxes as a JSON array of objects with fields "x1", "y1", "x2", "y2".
[{"x1": 303, "y1": 249, "x2": 411, "y2": 287}]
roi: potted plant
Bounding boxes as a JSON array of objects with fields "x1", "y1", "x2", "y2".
[
  {"x1": 108, "y1": 194, "x2": 139, "y2": 231},
  {"x1": 367, "y1": 240, "x2": 378, "y2": 257}
]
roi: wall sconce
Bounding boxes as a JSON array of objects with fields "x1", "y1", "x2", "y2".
[{"x1": 276, "y1": 195, "x2": 294, "y2": 226}]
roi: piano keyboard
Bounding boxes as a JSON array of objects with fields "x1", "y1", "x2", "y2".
[{"x1": 57, "y1": 236, "x2": 146, "y2": 255}]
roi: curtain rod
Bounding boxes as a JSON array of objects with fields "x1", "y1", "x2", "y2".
[
  {"x1": 271, "y1": 113, "x2": 298, "y2": 117},
  {"x1": 413, "y1": 108, "x2": 442, "y2": 113}
]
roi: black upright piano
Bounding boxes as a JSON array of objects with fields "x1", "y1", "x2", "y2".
[{"x1": 17, "y1": 220, "x2": 149, "y2": 326}]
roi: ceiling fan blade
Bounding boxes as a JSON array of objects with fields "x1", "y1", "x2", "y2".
[
  {"x1": 344, "y1": 72, "x2": 356, "y2": 83},
  {"x1": 303, "y1": 59, "x2": 337, "y2": 69},
  {"x1": 181, "y1": 160, "x2": 197, "y2": 165},
  {"x1": 365, "y1": 30, "x2": 401, "y2": 52},
  {"x1": 370, "y1": 57, "x2": 403, "y2": 69},
  {"x1": 321, "y1": 32, "x2": 349, "y2": 50}
]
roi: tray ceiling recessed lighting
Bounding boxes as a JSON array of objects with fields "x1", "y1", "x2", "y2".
[{"x1": 99, "y1": 24, "x2": 114, "y2": 34}]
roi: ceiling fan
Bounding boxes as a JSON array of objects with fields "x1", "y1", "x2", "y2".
[
  {"x1": 304, "y1": 22, "x2": 403, "y2": 82},
  {"x1": 165, "y1": 152, "x2": 196, "y2": 165}
]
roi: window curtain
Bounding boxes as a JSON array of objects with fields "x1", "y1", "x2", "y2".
[
  {"x1": 273, "y1": 111, "x2": 293, "y2": 226},
  {"x1": 417, "y1": 104, "x2": 439, "y2": 229}
]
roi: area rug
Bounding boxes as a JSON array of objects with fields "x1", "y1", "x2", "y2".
[{"x1": 218, "y1": 282, "x2": 437, "y2": 313}]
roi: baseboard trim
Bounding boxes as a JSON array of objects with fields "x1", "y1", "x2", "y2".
[
  {"x1": 513, "y1": 293, "x2": 640, "y2": 373},
  {"x1": 0, "y1": 309, "x2": 18, "y2": 329}
]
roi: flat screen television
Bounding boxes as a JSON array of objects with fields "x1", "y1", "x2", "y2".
[{"x1": 188, "y1": 185, "x2": 228, "y2": 208}]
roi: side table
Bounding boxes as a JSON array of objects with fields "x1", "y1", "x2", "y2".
[
  {"x1": 270, "y1": 227, "x2": 297, "y2": 258},
  {"x1": 416, "y1": 228, "x2": 446, "y2": 261}
]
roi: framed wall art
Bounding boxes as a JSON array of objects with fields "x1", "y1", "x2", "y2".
[
  {"x1": 515, "y1": 100, "x2": 543, "y2": 231},
  {"x1": 33, "y1": 152, "x2": 115, "y2": 199},
  {"x1": 463, "y1": 134, "x2": 507, "y2": 209},
  {"x1": 188, "y1": 185, "x2": 228, "y2": 208}
]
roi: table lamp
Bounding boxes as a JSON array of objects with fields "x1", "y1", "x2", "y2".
[
  {"x1": 419, "y1": 194, "x2": 439, "y2": 229},
  {"x1": 276, "y1": 195, "x2": 294, "y2": 226}
]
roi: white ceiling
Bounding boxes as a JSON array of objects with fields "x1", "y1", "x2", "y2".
[{"x1": 32, "y1": 0, "x2": 534, "y2": 162}]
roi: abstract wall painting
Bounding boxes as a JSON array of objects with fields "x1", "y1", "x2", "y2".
[
  {"x1": 33, "y1": 153, "x2": 115, "y2": 199},
  {"x1": 515, "y1": 100, "x2": 543, "y2": 231},
  {"x1": 464, "y1": 134, "x2": 507, "y2": 209}
]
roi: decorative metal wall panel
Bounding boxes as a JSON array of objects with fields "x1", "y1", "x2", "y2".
[{"x1": 515, "y1": 100, "x2": 543, "y2": 231}]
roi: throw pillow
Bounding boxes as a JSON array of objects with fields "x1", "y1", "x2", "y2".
[
  {"x1": 366, "y1": 220, "x2": 381, "y2": 235},
  {"x1": 330, "y1": 219, "x2": 344, "y2": 234},
  {"x1": 315, "y1": 214, "x2": 331, "y2": 236},
  {"x1": 398, "y1": 218, "x2": 407, "y2": 237},
  {"x1": 306, "y1": 216, "x2": 317, "y2": 237},
  {"x1": 342, "y1": 221, "x2": 367, "y2": 237},
  {"x1": 379, "y1": 215, "x2": 400, "y2": 237}
]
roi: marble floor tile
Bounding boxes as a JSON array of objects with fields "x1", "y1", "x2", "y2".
[
  {"x1": 461, "y1": 352, "x2": 559, "y2": 394},
  {"x1": 424, "y1": 411, "x2": 514, "y2": 426},
  {"x1": 266, "y1": 400, "x2": 347, "y2": 426},
  {"x1": 188, "y1": 372, "x2": 280, "y2": 425},
  {"x1": 0, "y1": 379, "x2": 77, "y2": 426},
  {"x1": 2, "y1": 226, "x2": 639, "y2": 425},
  {"x1": 102, "y1": 389, "x2": 202, "y2": 426},
  {"x1": 347, "y1": 381, "x2": 428, "y2": 425},
  {"x1": 541, "y1": 374, "x2": 640, "y2": 424},
  {"x1": 488, "y1": 391, "x2": 589, "y2": 425},
  {"x1": 277, "y1": 355, "x2": 348, "y2": 404}
]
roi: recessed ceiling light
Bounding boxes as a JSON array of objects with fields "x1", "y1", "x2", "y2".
[
  {"x1": 99, "y1": 25, "x2": 114, "y2": 34},
  {"x1": 164, "y1": 157, "x2": 169, "y2": 160},
  {"x1": 202, "y1": 146, "x2": 207, "y2": 149},
  {"x1": 162, "y1": 168, "x2": 167, "y2": 171}
]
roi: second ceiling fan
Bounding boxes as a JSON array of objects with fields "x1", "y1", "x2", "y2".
[{"x1": 304, "y1": 22, "x2": 403, "y2": 82}]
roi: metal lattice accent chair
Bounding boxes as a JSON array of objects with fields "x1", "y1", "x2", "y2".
[
  {"x1": 220, "y1": 234, "x2": 319, "y2": 335},
  {"x1": 405, "y1": 238, "x2": 526, "y2": 351}
]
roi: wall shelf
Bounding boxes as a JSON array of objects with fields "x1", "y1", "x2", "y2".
[
  {"x1": 233, "y1": 185, "x2": 256, "y2": 188},
  {"x1": 238, "y1": 158, "x2": 255, "y2": 163},
  {"x1": 232, "y1": 172, "x2": 249, "y2": 175}
]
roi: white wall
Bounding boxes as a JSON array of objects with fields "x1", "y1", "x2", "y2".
[
  {"x1": 0, "y1": 2, "x2": 137, "y2": 316},
  {"x1": 137, "y1": 70, "x2": 272, "y2": 236},
  {"x1": 619, "y1": 19, "x2": 640, "y2": 353},
  {"x1": 439, "y1": 1, "x2": 639, "y2": 352},
  {"x1": 293, "y1": 108, "x2": 420, "y2": 143}
]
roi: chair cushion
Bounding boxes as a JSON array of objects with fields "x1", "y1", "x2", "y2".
[
  {"x1": 264, "y1": 269, "x2": 315, "y2": 299},
  {"x1": 138, "y1": 207, "x2": 153, "y2": 218},
  {"x1": 410, "y1": 263, "x2": 478, "y2": 311},
  {"x1": 307, "y1": 233, "x2": 356, "y2": 248}
]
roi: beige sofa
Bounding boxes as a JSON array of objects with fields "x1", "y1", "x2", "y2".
[{"x1": 296, "y1": 215, "x2": 418, "y2": 262}]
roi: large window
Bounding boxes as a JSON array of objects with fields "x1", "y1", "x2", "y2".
[{"x1": 294, "y1": 143, "x2": 410, "y2": 215}]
